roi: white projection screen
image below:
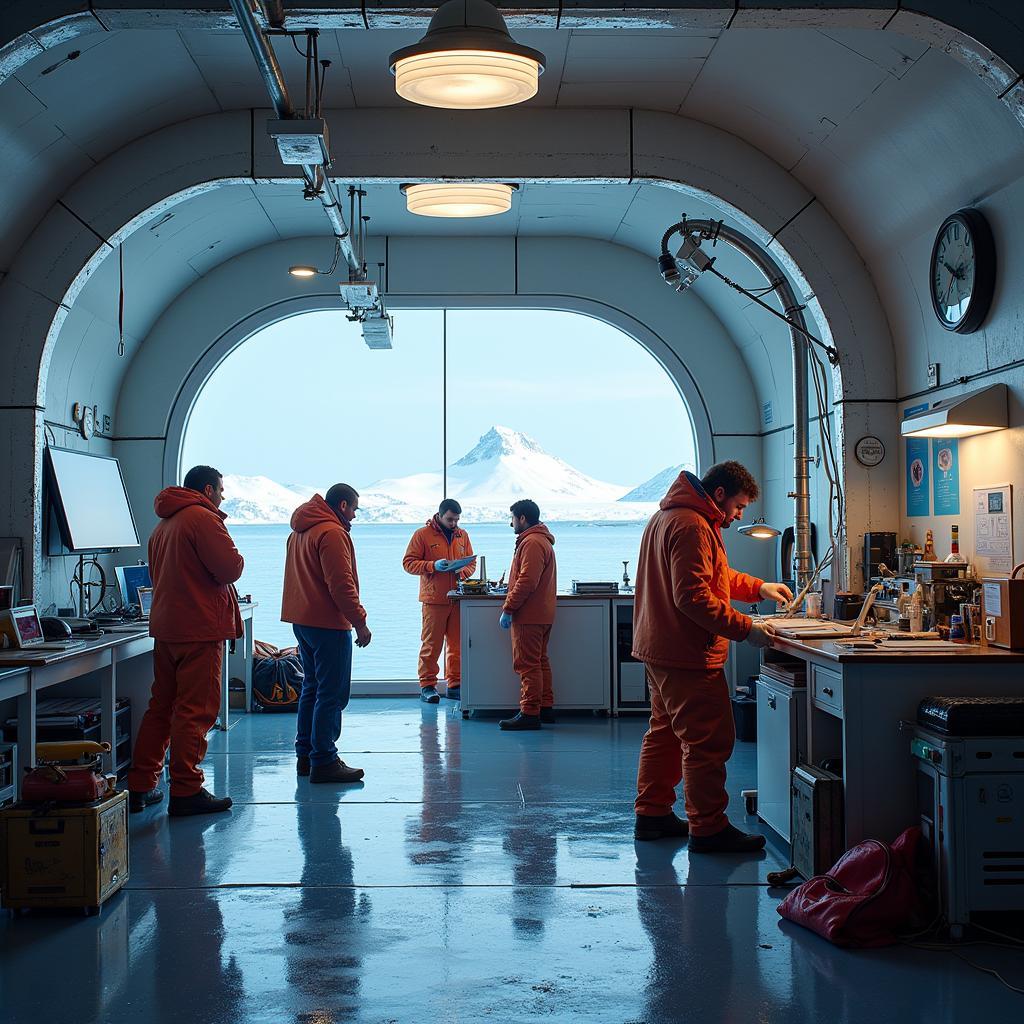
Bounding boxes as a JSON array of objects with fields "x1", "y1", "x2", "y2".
[{"x1": 45, "y1": 447, "x2": 140, "y2": 553}]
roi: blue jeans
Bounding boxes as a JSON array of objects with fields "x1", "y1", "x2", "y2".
[{"x1": 293, "y1": 625, "x2": 353, "y2": 766}]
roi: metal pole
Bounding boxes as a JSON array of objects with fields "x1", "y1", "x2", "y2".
[
  {"x1": 228, "y1": 0, "x2": 359, "y2": 274},
  {"x1": 674, "y1": 220, "x2": 814, "y2": 593}
]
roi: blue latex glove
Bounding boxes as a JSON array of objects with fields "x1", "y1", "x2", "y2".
[
  {"x1": 434, "y1": 559, "x2": 451, "y2": 572},
  {"x1": 499, "y1": 612, "x2": 513, "y2": 630}
]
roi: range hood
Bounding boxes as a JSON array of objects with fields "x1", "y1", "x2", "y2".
[{"x1": 900, "y1": 383, "x2": 1008, "y2": 439}]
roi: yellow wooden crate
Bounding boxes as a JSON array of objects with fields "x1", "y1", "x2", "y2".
[{"x1": 0, "y1": 790, "x2": 129, "y2": 913}]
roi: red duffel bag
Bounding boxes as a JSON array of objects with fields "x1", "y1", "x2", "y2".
[{"x1": 777, "y1": 827, "x2": 922, "y2": 947}]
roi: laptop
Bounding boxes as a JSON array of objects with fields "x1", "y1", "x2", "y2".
[
  {"x1": 115, "y1": 563, "x2": 152, "y2": 610},
  {"x1": 0, "y1": 605, "x2": 88, "y2": 652},
  {"x1": 136, "y1": 586, "x2": 154, "y2": 620}
]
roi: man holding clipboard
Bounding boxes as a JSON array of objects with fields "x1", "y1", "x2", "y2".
[{"x1": 402, "y1": 499, "x2": 477, "y2": 702}]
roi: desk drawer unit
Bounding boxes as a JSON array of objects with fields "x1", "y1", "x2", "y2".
[
  {"x1": 756, "y1": 678, "x2": 807, "y2": 842},
  {"x1": 811, "y1": 665, "x2": 843, "y2": 715}
]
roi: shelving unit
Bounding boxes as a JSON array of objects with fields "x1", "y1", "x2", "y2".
[{"x1": 4, "y1": 698, "x2": 132, "y2": 778}]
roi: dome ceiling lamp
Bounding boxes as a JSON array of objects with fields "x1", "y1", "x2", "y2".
[
  {"x1": 389, "y1": 0, "x2": 545, "y2": 109},
  {"x1": 402, "y1": 182, "x2": 517, "y2": 217},
  {"x1": 738, "y1": 517, "x2": 781, "y2": 540}
]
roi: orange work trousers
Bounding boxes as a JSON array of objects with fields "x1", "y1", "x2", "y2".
[
  {"x1": 418, "y1": 602, "x2": 461, "y2": 687},
  {"x1": 511, "y1": 622, "x2": 554, "y2": 716},
  {"x1": 128, "y1": 640, "x2": 224, "y2": 798},
  {"x1": 634, "y1": 665, "x2": 735, "y2": 836}
]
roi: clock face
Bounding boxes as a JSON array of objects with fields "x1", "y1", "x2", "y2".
[{"x1": 929, "y1": 208, "x2": 995, "y2": 334}]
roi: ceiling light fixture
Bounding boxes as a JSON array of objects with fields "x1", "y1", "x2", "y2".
[
  {"x1": 389, "y1": 0, "x2": 545, "y2": 109},
  {"x1": 738, "y1": 517, "x2": 781, "y2": 540},
  {"x1": 402, "y1": 182, "x2": 517, "y2": 218},
  {"x1": 288, "y1": 238, "x2": 343, "y2": 279}
]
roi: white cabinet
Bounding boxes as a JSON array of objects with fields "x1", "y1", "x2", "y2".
[
  {"x1": 460, "y1": 598, "x2": 611, "y2": 713},
  {"x1": 756, "y1": 677, "x2": 807, "y2": 843}
]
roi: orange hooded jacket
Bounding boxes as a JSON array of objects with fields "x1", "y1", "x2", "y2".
[
  {"x1": 402, "y1": 517, "x2": 477, "y2": 604},
  {"x1": 632, "y1": 471, "x2": 764, "y2": 670},
  {"x1": 503, "y1": 523, "x2": 557, "y2": 624},
  {"x1": 147, "y1": 487, "x2": 244, "y2": 643},
  {"x1": 281, "y1": 494, "x2": 367, "y2": 630}
]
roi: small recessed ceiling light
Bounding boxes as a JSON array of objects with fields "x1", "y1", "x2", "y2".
[
  {"x1": 288, "y1": 265, "x2": 318, "y2": 278},
  {"x1": 402, "y1": 182, "x2": 516, "y2": 218},
  {"x1": 389, "y1": 0, "x2": 545, "y2": 110}
]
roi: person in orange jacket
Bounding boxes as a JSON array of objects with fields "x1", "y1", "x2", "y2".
[
  {"x1": 498, "y1": 499, "x2": 557, "y2": 731},
  {"x1": 632, "y1": 461, "x2": 792, "y2": 852},
  {"x1": 402, "y1": 498, "x2": 476, "y2": 703},
  {"x1": 127, "y1": 465, "x2": 243, "y2": 816},
  {"x1": 282, "y1": 483, "x2": 371, "y2": 784}
]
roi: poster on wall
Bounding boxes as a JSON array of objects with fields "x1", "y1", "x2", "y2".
[
  {"x1": 904, "y1": 403, "x2": 930, "y2": 517},
  {"x1": 932, "y1": 438, "x2": 960, "y2": 515},
  {"x1": 973, "y1": 484, "x2": 1013, "y2": 576}
]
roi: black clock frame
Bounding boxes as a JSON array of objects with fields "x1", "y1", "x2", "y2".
[{"x1": 929, "y1": 207, "x2": 996, "y2": 334}]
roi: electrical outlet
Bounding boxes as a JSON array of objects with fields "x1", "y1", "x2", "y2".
[{"x1": 927, "y1": 363, "x2": 939, "y2": 388}]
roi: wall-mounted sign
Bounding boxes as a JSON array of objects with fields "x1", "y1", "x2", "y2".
[{"x1": 854, "y1": 435, "x2": 885, "y2": 468}]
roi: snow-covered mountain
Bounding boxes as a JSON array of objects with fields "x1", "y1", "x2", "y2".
[
  {"x1": 222, "y1": 428, "x2": 659, "y2": 524},
  {"x1": 365, "y1": 427, "x2": 627, "y2": 506},
  {"x1": 220, "y1": 475, "x2": 315, "y2": 524},
  {"x1": 619, "y1": 464, "x2": 691, "y2": 503}
]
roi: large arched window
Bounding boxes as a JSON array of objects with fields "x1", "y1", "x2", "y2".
[{"x1": 181, "y1": 307, "x2": 697, "y2": 680}]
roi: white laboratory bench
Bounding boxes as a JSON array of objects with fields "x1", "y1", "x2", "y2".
[
  {"x1": 0, "y1": 603, "x2": 255, "y2": 796},
  {"x1": 759, "y1": 635, "x2": 1024, "y2": 850},
  {"x1": 453, "y1": 593, "x2": 641, "y2": 716}
]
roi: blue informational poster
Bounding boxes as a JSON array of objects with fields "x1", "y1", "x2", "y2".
[
  {"x1": 904, "y1": 403, "x2": 930, "y2": 517},
  {"x1": 932, "y1": 438, "x2": 960, "y2": 515}
]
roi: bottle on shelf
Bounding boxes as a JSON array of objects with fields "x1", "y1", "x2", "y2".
[
  {"x1": 922, "y1": 529, "x2": 937, "y2": 561},
  {"x1": 909, "y1": 587, "x2": 924, "y2": 633},
  {"x1": 897, "y1": 582, "x2": 912, "y2": 631},
  {"x1": 945, "y1": 524, "x2": 966, "y2": 563}
]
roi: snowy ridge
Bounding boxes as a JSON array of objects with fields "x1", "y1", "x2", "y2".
[
  {"x1": 222, "y1": 429, "x2": 666, "y2": 525},
  {"x1": 619, "y1": 464, "x2": 691, "y2": 503}
]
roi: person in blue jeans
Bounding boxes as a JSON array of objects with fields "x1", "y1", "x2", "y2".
[{"x1": 281, "y1": 483, "x2": 372, "y2": 783}]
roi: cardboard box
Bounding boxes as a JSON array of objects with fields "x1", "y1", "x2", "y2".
[{"x1": 1, "y1": 790, "x2": 129, "y2": 912}]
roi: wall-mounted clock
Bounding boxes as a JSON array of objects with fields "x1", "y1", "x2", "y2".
[{"x1": 929, "y1": 207, "x2": 996, "y2": 334}]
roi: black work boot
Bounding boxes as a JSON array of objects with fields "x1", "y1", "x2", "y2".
[
  {"x1": 420, "y1": 686, "x2": 440, "y2": 704},
  {"x1": 499, "y1": 712, "x2": 541, "y2": 731},
  {"x1": 689, "y1": 824, "x2": 766, "y2": 854},
  {"x1": 309, "y1": 758, "x2": 365, "y2": 784},
  {"x1": 129, "y1": 788, "x2": 164, "y2": 814},
  {"x1": 540, "y1": 707, "x2": 556, "y2": 724},
  {"x1": 167, "y1": 787, "x2": 233, "y2": 817},
  {"x1": 297, "y1": 755, "x2": 310, "y2": 777},
  {"x1": 445, "y1": 685, "x2": 461, "y2": 701},
  {"x1": 634, "y1": 812, "x2": 690, "y2": 841}
]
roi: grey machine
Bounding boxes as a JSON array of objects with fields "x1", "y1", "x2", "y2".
[{"x1": 913, "y1": 696, "x2": 1024, "y2": 938}]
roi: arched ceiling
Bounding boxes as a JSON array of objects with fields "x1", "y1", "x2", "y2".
[{"x1": 3, "y1": 12, "x2": 1023, "y2": 425}]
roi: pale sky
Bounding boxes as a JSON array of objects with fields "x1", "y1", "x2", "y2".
[{"x1": 181, "y1": 308, "x2": 697, "y2": 490}]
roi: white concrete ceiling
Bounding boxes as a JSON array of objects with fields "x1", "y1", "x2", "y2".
[{"x1": 3, "y1": 17, "x2": 1023, "y2": 424}]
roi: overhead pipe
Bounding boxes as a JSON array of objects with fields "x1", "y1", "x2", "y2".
[
  {"x1": 228, "y1": 0, "x2": 359, "y2": 274},
  {"x1": 660, "y1": 219, "x2": 814, "y2": 595}
]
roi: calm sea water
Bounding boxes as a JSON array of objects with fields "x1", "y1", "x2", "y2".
[{"x1": 228, "y1": 521, "x2": 648, "y2": 679}]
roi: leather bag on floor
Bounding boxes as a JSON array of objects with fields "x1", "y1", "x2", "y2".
[
  {"x1": 777, "y1": 827, "x2": 922, "y2": 947},
  {"x1": 252, "y1": 640, "x2": 302, "y2": 712}
]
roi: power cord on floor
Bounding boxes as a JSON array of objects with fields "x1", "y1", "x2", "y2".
[{"x1": 902, "y1": 920, "x2": 1024, "y2": 996}]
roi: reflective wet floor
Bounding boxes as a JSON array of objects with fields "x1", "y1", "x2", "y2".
[{"x1": 2, "y1": 699, "x2": 1020, "y2": 1021}]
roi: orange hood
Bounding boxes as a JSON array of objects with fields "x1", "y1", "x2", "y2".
[
  {"x1": 515, "y1": 522, "x2": 555, "y2": 547},
  {"x1": 290, "y1": 494, "x2": 347, "y2": 533},
  {"x1": 660, "y1": 472, "x2": 725, "y2": 528},
  {"x1": 153, "y1": 486, "x2": 226, "y2": 521}
]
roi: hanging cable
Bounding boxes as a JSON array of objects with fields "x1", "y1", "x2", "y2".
[{"x1": 118, "y1": 244, "x2": 125, "y2": 357}]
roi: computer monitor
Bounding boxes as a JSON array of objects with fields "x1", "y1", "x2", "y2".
[
  {"x1": 0, "y1": 606, "x2": 45, "y2": 649},
  {"x1": 115, "y1": 564, "x2": 152, "y2": 609},
  {"x1": 44, "y1": 446, "x2": 139, "y2": 554}
]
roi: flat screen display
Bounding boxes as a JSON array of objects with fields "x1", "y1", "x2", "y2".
[
  {"x1": 45, "y1": 447, "x2": 140, "y2": 553},
  {"x1": 12, "y1": 606, "x2": 42, "y2": 643},
  {"x1": 115, "y1": 564, "x2": 152, "y2": 607}
]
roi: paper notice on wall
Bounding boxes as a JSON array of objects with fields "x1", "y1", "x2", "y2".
[{"x1": 973, "y1": 485, "x2": 1013, "y2": 575}]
